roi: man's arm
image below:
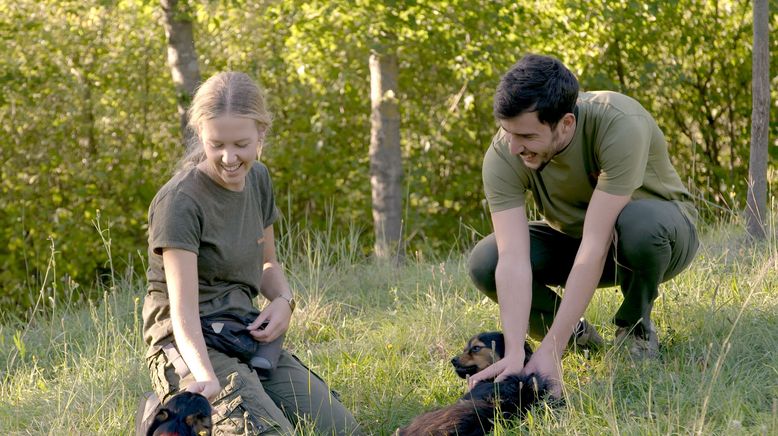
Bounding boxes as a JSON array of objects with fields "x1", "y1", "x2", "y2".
[
  {"x1": 468, "y1": 206, "x2": 533, "y2": 388},
  {"x1": 525, "y1": 189, "x2": 631, "y2": 395}
]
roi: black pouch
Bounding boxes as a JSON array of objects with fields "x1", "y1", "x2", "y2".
[{"x1": 201, "y1": 312, "x2": 284, "y2": 371}]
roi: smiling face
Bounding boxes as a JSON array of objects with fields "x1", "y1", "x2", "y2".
[
  {"x1": 196, "y1": 115, "x2": 263, "y2": 191},
  {"x1": 499, "y1": 111, "x2": 576, "y2": 170}
]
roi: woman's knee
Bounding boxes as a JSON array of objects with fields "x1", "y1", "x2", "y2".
[
  {"x1": 206, "y1": 351, "x2": 294, "y2": 435},
  {"x1": 216, "y1": 372, "x2": 294, "y2": 435}
]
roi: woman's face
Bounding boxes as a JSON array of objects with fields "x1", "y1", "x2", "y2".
[{"x1": 197, "y1": 115, "x2": 263, "y2": 191}]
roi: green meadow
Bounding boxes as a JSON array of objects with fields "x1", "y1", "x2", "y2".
[{"x1": 1, "y1": 218, "x2": 776, "y2": 435}]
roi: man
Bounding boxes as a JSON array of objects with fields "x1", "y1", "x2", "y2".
[{"x1": 467, "y1": 54, "x2": 699, "y2": 397}]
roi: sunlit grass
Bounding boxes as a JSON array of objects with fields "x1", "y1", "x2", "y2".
[{"x1": 1, "y1": 215, "x2": 776, "y2": 435}]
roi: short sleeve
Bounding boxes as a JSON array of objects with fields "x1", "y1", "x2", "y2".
[
  {"x1": 148, "y1": 190, "x2": 202, "y2": 256},
  {"x1": 253, "y1": 163, "x2": 280, "y2": 228},
  {"x1": 595, "y1": 114, "x2": 651, "y2": 196},
  {"x1": 482, "y1": 133, "x2": 528, "y2": 213}
]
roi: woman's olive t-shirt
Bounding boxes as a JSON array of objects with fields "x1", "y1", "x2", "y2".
[{"x1": 142, "y1": 162, "x2": 279, "y2": 358}]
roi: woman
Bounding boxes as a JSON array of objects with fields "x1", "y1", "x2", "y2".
[{"x1": 142, "y1": 72, "x2": 359, "y2": 435}]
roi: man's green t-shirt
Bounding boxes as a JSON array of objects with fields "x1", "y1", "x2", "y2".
[
  {"x1": 142, "y1": 162, "x2": 279, "y2": 358},
  {"x1": 483, "y1": 91, "x2": 696, "y2": 237}
]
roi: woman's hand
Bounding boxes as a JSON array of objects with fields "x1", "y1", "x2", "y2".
[
  {"x1": 253, "y1": 224, "x2": 294, "y2": 343},
  {"x1": 467, "y1": 348, "x2": 526, "y2": 390},
  {"x1": 186, "y1": 378, "x2": 221, "y2": 401},
  {"x1": 521, "y1": 346, "x2": 564, "y2": 398},
  {"x1": 247, "y1": 297, "x2": 292, "y2": 342}
]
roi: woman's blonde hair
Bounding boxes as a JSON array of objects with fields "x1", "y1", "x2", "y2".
[{"x1": 177, "y1": 71, "x2": 272, "y2": 172}]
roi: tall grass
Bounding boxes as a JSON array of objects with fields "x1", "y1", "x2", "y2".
[{"x1": 1, "y1": 212, "x2": 776, "y2": 435}]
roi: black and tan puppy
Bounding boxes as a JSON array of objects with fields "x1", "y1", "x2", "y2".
[
  {"x1": 147, "y1": 392, "x2": 213, "y2": 436},
  {"x1": 451, "y1": 331, "x2": 533, "y2": 379},
  {"x1": 398, "y1": 332, "x2": 549, "y2": 436}
]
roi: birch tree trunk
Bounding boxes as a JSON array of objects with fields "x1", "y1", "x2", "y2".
[
  {"x1": 746, "y1": 0, "x2": 769, "y2": 239},
  {"x1": 160, "y1": 0, "x2": 201, "y2": 143},
  {"x1": 369, "y1": 52, "x2": 404, "y2": 261}
]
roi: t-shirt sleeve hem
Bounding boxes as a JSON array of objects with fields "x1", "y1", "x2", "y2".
[
  {"x1": 488, "y1": 199, "x2": 525, "y2": 213},
  {"x1": 263, "y1": 207, "x2": 280, "y2": 229},
  {"x1": 151, "y1": 241, "x2": 200, "y2": 256},
  {"x1": 594, "y1": 183, "x2": 637, "y2": 197}
]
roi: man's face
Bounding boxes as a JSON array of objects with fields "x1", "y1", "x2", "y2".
[{"x1": 499, "y1": 111, "x2": 568, "y2": 170}]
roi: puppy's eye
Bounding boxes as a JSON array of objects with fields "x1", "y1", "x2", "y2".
[{"x1": 470, "y1": 346, "x2": 481, "y2": 353}]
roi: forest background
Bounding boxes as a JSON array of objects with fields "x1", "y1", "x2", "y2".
[{"x1": 1, "y1": 0, "x2": 776, "y2": 315}]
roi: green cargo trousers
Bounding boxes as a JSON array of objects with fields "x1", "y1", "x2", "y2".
[
  {"x1": 468, "y1": 199, "x2": 699, "y2": 339},
  {"x1": 148, "y1": 345, "x2": 361, "y2": 435}
]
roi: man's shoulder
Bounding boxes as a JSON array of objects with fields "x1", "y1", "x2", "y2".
[
  {"x1": 579, "y1": 91, "x2": 650, "y2": 118},
  {"x1": 484, "y1": 129, "x2": 520, "y2": 170}
]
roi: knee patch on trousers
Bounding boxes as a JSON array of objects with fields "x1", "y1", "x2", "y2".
[{"x1": 211, "y1": 372, "x2": 284, "y2": 435}]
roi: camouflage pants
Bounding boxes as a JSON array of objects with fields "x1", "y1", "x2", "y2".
[{"x1": 148, "y1": 345, "x2": 360, "y2": 435}]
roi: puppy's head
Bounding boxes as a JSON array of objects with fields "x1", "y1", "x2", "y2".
[
  {"x1": 450, "y1": 331, "x2": 505, "y2": 379},
  {"x1": 148, "y1": 392, "x2": 213, "y2": 436}
]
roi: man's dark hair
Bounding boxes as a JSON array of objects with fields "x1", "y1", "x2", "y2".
[{"x1": 493, "y1": 54, "x2": 579, "y2": 127}]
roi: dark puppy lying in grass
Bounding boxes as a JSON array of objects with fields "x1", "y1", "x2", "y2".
[
  {"x1": 397, "y1": 332, "x2": 550, "y2": 436},
  {"x1": 450, "y1": 331, "x2": 511, "y2": 379},
  {"x1": 147, "y1": 392, "x2": 213, "y2": 436}
]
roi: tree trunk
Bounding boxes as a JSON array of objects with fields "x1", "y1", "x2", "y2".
[
  {"x1": 746, "y1": 0, "x2": 769, "y2": 239},
  {"x1": 369, "y1": 51, "x2": 404, "y2": 261},
  {"x1": 160, "y1": 0, "x2": 201, "y2": 144}
]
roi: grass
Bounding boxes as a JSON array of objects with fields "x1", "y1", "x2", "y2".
[{"x1": 1, "y1": 217, "x2": 777, "y2": 435}]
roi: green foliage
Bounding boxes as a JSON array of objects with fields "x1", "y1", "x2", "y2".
[
  {"x1": 566, "y1": 0, "x2": 778, "y2": 220},
  {"x1": 0, "y1": 0, "x2": 181, "y2": 311},
  {"x1": 1, "y1": 0, "x2": 776, "y2": 314}
]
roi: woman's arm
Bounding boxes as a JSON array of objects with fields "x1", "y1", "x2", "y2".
[
  {"x1": 247, "y1": 224, "x2": 293, "y2": 342},
  {"x1": 163, "y1": 248, "x2": 221, "y2": 400}
]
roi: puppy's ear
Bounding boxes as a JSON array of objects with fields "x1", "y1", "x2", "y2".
[{"x1": 477, "y1": 332, "x2": 506, "y2": 359}]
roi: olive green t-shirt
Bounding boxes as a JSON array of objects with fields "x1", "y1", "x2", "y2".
[
  {"x1": 483, "y1": 91, "x2": 696, "y2": 237},
  {"x1": 142, "y1": 162, "x2": 279, "y2": 358}
]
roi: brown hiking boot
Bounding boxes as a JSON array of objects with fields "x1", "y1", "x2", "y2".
[
  {"x1": 572, "y1": 318, "x2": 604, "y2": 349},
  {"x1": 614, "y1": 322, "x2": 660, "y2": 360}
]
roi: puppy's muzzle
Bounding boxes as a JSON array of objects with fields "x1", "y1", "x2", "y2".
[{"x1": 450, "y1": 356, "x2": 480, "y2": 379}]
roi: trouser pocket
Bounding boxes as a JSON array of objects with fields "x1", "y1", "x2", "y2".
[
  {"x1": 148, "y1": 343, "x2": 192, "y2": 402},
  {"x1": 212, "y1": 371, "x2": 287, "y2": 435}
]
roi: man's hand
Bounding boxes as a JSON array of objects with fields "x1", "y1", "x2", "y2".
[
  {"x1": 186, "y1": 379, "x2": 221, "y2": 401},
  {"x1": 522, "y1": 346, "x2": 563, "y2": 398},
  {"x1": 467, "y1": 348, "x2": 526, "y2": 390},
  {"x1": 247, "y1": 298, "x2": 291, "y2": 342}
]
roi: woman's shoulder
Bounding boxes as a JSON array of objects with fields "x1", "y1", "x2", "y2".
[
  {"x1": 250, "y1": 161, "x2": 270, "y2": 176},
  {"x1": 248, "y1": 161, "x2": 273, "y2": 186},
  {"x1": 149, "y1": 167, "x2": 201, "y2": 210}
]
